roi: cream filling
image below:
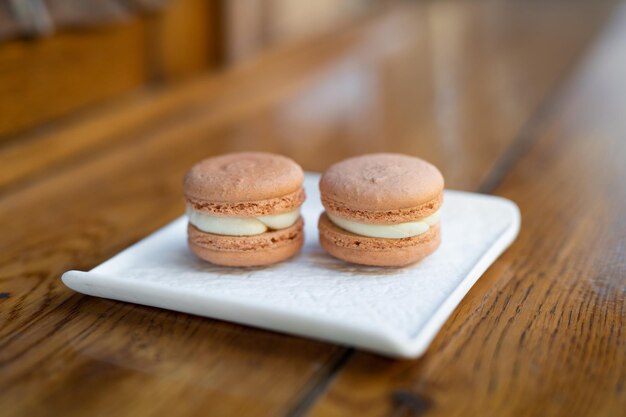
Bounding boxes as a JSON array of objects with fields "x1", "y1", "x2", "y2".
[
  {"x1": 187, "y1": 207, "x2": 300, "y2": 236},
  {"x1": 327, "y1": 210, "x2": 440, "y2": 239}
]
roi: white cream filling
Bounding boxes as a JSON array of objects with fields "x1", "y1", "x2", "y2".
[
  {"x1": 187, "y1": 207, "x2": 300, "y2": 236},
  {"x1": 257, "y1": 210, "x2": 301, "y2": 229},
  {"x1": 327, "y1": 210, "x2": 440, "y2": 239}
]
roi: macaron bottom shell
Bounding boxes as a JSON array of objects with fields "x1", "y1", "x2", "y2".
[
  {"x1": 188, "y1": 218, "x2": 304, "y2": 267},
  {"x1": 318, "y1": 213, "x2": 440, "y2": 267}
]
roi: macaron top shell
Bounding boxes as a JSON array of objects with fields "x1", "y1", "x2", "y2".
[
  {"x1": 184, "y1": 152, "x2": 304, "y2": 216},
  {"x1": 320, "y1": 153, "x2": 444, "y2": 223},
  {"x1": 185, "y1": 152, "x2": 303, "y2": 202}
]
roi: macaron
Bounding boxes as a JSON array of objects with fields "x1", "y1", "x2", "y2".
[
  {"x1": 318, "y1": 153, "x2": 443, "y2": 267},
  {"x1": 184, "y1": 152, "x2": 305, "y2": 266}
]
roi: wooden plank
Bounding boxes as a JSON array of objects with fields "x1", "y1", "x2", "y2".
[
  {"x1": 0, "y1": 2, "x2": 617, "y2": 416},
  {"x1": 0, "y1": 20, "x2": 148, "y2": 140},
  {"x1": 308, "y1": 5, "x2": 626, "y2": 417}
]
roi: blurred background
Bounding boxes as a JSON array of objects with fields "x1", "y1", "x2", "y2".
[{"x1": 0, "y1": 0, "x2": 615, "y2": 192}]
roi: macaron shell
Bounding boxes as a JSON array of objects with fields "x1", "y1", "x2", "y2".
[
  {"x1": 322, "y1": 192, "x2": 442, "y2": 224},
  {"x1": 318, "y1": 213, "x2": 440, "y2": 267},
  {"x1": 187, "y1": 187, "x2": 305, "y2": 217},
  {"x1": 184, "y1": 152, "x2": 304, "y2": 203},
  {"x1": 320, "y1": 153, "x2": 444, "y2": 215},
  {"x1": 187, "y1": 218, "x2": 304, "y2": 267}
]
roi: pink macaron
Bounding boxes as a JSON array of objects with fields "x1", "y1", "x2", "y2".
[
  {"x1": 318, "y1": 153, "x2": 444, "y2": 267},
  {"x1": 184, "y1": 152, "x2": 305, "y2": 266}
]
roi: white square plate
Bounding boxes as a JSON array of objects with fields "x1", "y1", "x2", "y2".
[{"x1": 62, "y1": 173, "x2": 520, "y2": 358}]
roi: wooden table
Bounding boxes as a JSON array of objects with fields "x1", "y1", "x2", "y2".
[{"x1": 1, "y1": 2, "x2": 624, "y2": 416}]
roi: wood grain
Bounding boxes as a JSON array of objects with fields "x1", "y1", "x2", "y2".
[
  {"x1": 308, "y1": 5, "x2": 626, "y2": 417},
  {"x1": 0, "y1": 1, "x2": 620, "y2": 417}
]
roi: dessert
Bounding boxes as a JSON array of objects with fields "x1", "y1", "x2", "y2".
[
  {"x1": 184, "y1": 152, "x2": 305, "y2": 266},
  {"x1": 318, "y1": 153, "x2": 443, "y2": 266}
]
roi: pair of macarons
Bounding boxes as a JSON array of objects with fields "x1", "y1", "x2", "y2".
[{"x1": 184, "y1": 152, "x2": 443, "y2": 267}]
